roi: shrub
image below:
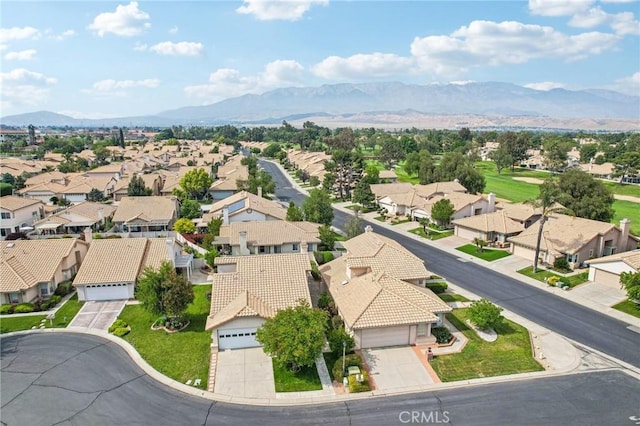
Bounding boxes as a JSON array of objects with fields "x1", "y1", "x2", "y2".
[
  {"x1": 318, "y1": 292, "x2": 332, "y2": 311},
  {"x1": 112, "y1": 327, "x2": 130, "y2": 337},
  {"x1": 332, "y1": 354, "x2": 363, "y2": 382},
  {"x1": 14, "y1": 303, "x2": 34, "y2": 313},
  {"x1": 330, "y1": 314, "x2": 342, "y2": 329},
  {"x1": 54, "y1": 281, "x2": 73, "y2": 296},
  {"x1": 104, "y1": 234, "x2": 122, "y2": 239},
  {"x1": 348, "y1": 371, "x2": 371, "y2": 393},
  {"x1": 47, "y1": 295, "x2": 62, "y2": 308},
  {"x1": 547, "y1": 276, "x2": 559, "y2": 286},
  {"x1": 432, "y1": 326, "x2": 453, "y2": 344},
  {"x1": 323, "y1": 251, "x2": 334, "y2": 264},
  {"x1": 0, "y1": 304, "x2": 14, "y2": 315},
  {"x1": 328, "y1": 328, "x2": 354, "y2": 355},
  {"x1": 109, "y1": 319, "x2": 129, "y2": 333},
  {"x1": 468, "y1": 298, "x2": 504, "y2": 330},
  {"x1": 426, "y1": 282, "x2": 448, "y2": 294},
  {"x1": 313, "y1": 251, "x2": 325, "y2": 265},
  {"x1": 310, "y1": 263, "x2": 320, "y2": 280},
  {"x1": 554, "y1": 258, "x2": 571, "y2": 272}
]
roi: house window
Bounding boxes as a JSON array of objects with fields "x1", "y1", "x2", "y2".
[
  {"x1": 588, "y1": 249, "x2": 594, "y2": 258},
  {"x1": 566, "y1": 253, "x2": 579, "y2": 264},
  {"x1": 292, "y1": 243, "x2": 299, "y2": 251},
  {"x1": 417, "y1": 323, "x2": 428, "y2": 337},
  {"x1": 39, "y1": 283, "x2": 50, "y2": 297},
  {"x1": 1, "y1": 228, "x2": 10, "y2": 237},
  {"x1": 274, "y1": 246, "x2": 281, "y2": 253},
  {"x1": 259, "y1": 245, "x2": 266, "y2": 254},
  {"x1": 307, "y1": 244, "x2": 313, "y2": 252},
  {"x1": 8, "y1": 292, "x2": 20, "y2": 304},
  {"x1": 1, "y1": 212, "x2": 11, "y2": 219}
]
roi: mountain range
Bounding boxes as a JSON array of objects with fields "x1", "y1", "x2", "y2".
[{"x1": 2, "y1": 82, "x2": 639, "y2": 130}]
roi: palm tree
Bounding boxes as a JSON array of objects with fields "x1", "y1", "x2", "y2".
[{"x1": 526, "y1": 179, "x2": 564, "y2": 273}]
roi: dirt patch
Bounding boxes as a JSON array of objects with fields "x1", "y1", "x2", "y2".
[
  {"x1": 614, "y1": 194, "x2": 640, "y2": 203},
  {"x1": 512, "y1": 177, "x2": 545, "y2": 185}
]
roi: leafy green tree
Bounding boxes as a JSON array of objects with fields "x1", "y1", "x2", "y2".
[
  {"x1": 173, "y1": 218, "x2": 196, "y2": 234},
  {"x1": 542, "y1": 137, "x2": 572, "y2": 173},
  {"x1": 468, "y1": 298, "x2": 503, "y2": 330},
  {"x1": 620, "y1": 271, "x2": 640, "y2": 301},
  {"x1": 205, "y1": 247, "x2": 219, "y2": 269},
  {"x1": 0, "y1": 183, "x2": 12, "y2": 197},
  {"x1": 489, "y1": 146, "x2": 513, "y2": 175},
  {"x1": 430, "y1": 199, "x2": 455, "y2": 226},
  {"x1": 318, "y1": 224, "x2": 336, "y2": 250},
  {"x1": 237, "y1": 170, "x2": 275, "y2": 196},
  {"x1": 128, "y1": 175, "x2": 152, "y2": 196},
  {"x1": 87, "y1": 188, "x2": 105, "y2": 202},
  {"x1": 613, "y1": 151, "x2": 640, "y2": 185},
  {"x1": 434, "y1": 152, "x2": 485, "y2": 194},
  {"x1": 497, "y1": 131, "x2": 530, "y2": 172},
  {"x1": 379, "y1": 135, "x2": 405, "y2": 167},
  {"x1": 327, "y1": 328, "x2": 355, "y2": 355},
  {"x1": 286, "y1": 201, "x2": 304, "y2": 222},
  {"x1": 207, "y1": 216, "x2": 223, "y2": 237},
  {"x1": 178, "y1": 168, "x2": 213, "y2": 200},
  {"x1": 352, "y1": 179, "x2": 375, "y2": 208},
  {"x1": 92, "y1": 144, "x2": 110, "y2": 164},
  {"x1": 309, "y1": 175, "x2": 320, "y2": 187},
  {"x1": 579, "y1": 144, "x2": 598, "y2": 163},
  {"x1": 256, "y1": 300, "x2": 328, "y2": 371},
  {"x1": 526, "y1": 179, "x2": 565, "y2": 273},
  {"x1": 303, "y1": 189, "x2": 334, "y2": 225},
  {"x1": 345, "y1": 211, "x2": 365, "y2": 239},
  {"x1": 363, "y1": 165, "x2": 380, "y2": 184},
  {"x1": 2, "y1": 173, "x2": 15, "y2": 186},
  {"x1": 473, "y1": 237, "x2": 487, "y2": 253},
  {"x1": 262, "y1": 143, "x2": 282, "y2": 158},
  {"x1": 556, "y1": 168, "x2": 614, "y2": 222},
  {"x1": 137, "y1": 261, "x2": 194, "y2": 319},
  {"x1": 180, "y1": 199, "x2": 202, "y2": 219}
]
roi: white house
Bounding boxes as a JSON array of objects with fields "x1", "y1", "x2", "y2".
[
  {"x1": 0, "y1": 196, "x2": 44, "y2": 239},
  {"x1": 585, "y1": 250, "x2": 640, "y2": 288}
]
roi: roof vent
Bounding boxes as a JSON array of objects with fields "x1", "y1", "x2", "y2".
[
  {"x1": 6, "y1": 243, "x2": 15, "y2": 248},
  {"x1": 341, "y1": 280, "x2": 349, "y2": 285}
]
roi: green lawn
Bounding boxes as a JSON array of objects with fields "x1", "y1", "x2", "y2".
[
  {"x1": 390, "y1": 218, "x2": 412, "y2": 225},
  {"x1": 455, "y1": 244, "x2": 512, "y2": 261},
  {"x1": 272, "y1": 359, "x2": 323, "y2": 392},
  {"x1": 0, "y1": 293, "x2": 83, "y2": 334},
  {"x1": 612, "y1": 200, "x2": 640, "y2": 236},
  {"x1": 612, "y1": 300, "x2": 640, "y2": 319},
  {"x1": 601, "y1": 181, "x2": 640, "y2": 198},
  {"x1": 409, "y1": 227, "x2": 454, "y2": 240},
  {"x1": 117, "y1": 285, "x2": 212, "y2": 389},
  {"x1": 438, "y1": 294, "x2": 470, "y2": 303},
  {"x1": 430, "y1": 308, "x2": 543, "y2": 382},
  {"x1": 517, "y1": 266, "x2": 589, "y2": 288}
]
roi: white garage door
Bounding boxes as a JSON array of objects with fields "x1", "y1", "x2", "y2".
[
  {"x1": 218, "y1": 328, "x2": 260, "y2": 350},
  {"x1": 85, "y1": 284, "x2": 130, "y2": 301},
  {"x1": 361, "y1": 326, "x2": 410, "y2": 348}
]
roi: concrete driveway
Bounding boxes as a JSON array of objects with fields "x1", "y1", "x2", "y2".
[
  {"x1": 68, "y1": 300, "x2": 127, "y2": 331},
  {"x1": 362, "y1": 347, "x2": 434, "y2": 392},
  {"x1": 214, "y1": 347, "x2": 275, "y2": 398},
  {"x1": 571, "y1": 281, "x2": 627, "y2": 307}
]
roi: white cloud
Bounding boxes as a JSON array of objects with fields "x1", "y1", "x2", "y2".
[
  {"x1": 610, "y1": 12, "x2": 640, "y2": 35},
  {"x1": 87, "y1": 1, "x2": 150, "y2": 37},
  {"x1": 236, "y1": 0, "x2": 328, "y2": 21},
  {"x1": 524, "y1": 81, "x2": 566, "y2": 91},
  {"x1": 0, "y1": 68, "x2": 57, "y2": 111},
  {"x1": 169, "y1": 26, "x2": 179, "y2": 34},
  {"x1": 601, "y1": 0, "x2": 636, "y2": 3},
  {"x1": 55, "y1": 30, "x2": 76, "y2": 41},
  {"x1": 184, "y1": 59, "x2": 304, "y2": 101},
  {"x1": 569, "y1": 6, "x2": 610, "y2": 27},
  {"x1": 4, "y1": 49, "x2": 37, "y2": 61},
  {"x1": 133, "y1": 42, "x2": 148, "y2": 51},
  {"x1": 449, "y1": 80, "x2": 475, "y2": 85},
  {"x1": 568, "y1": 6, "x2": 640, "y2": 35},
  {"x1": 0, "y1": 44, "x2": 7, "y2": 51},
  {"x1": 0, "y1": 26, "x2": 40, "y2": 43},
  {"x1": 148, "y1": 41, "x2": 203, "y2": 56},
  {"x1": 83, "y1": 78, "x2": 160, "y2": 97},
  {"x1": 410, "y1": 20, "x2": 620, "y2": 75},
  {"x1": 612, "y1": 72, "x2": 640, "y2": 93},
  {"x1": 528, "y1": 0, "x2": 594, "y2": 17},
  {"x1": 312, "y1": 53, "x2": 414, "y2": 80}
]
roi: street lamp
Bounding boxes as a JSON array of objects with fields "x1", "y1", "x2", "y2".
[{"x1": 342, "y1": 340, "x2": 346, "y2": 375}]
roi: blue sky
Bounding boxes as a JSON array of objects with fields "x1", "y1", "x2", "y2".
[{"x1": 1, "y1": 0, "x2": 639, "y2": 118}]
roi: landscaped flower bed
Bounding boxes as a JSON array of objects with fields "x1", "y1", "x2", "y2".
[{"x1": 151, "y1": 316, "x2": 190, "y2": 333}]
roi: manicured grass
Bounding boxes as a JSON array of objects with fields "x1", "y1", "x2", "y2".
[
  {"x1": 517, "y1": 266, "x2": 589, "y2": 288},
  {"x1": 47, "y1": 294, "x2": 83, "y2": 328},
  {"x1": 117, "y1": 285, "x2": 212, "y2": 389},
  {"x1": 0, "y1": 314, "x2": 47, "y2": 334},
  {"x1": 612, "y1": 300, "x2": 640, "y2": 319},
  {"x1": 438, "y1": 294, "x2": 470, "y2": 303},
  {"x1": 345, "y1": 205, "x2": 376, "y2": 213},
  {"x1": 612, "y1": 200, "x2": 640, "y2": 237},
  {"x1": 455, "y1": 244, "x2": 512, "y2": 261},
  {"x1": 272, "y1": 359, "x2": 323, "y2": 392},
  {"x1": 430, "y1": 308, "x2": 543, "y2": 382},
  {"x1": 390, "y1": 218, "x2": 412, "y2": 225},
  {"x1": 409, "y1": 227, "x2": 454, "y2": 240},
  {"x1": 601, "y1": 181, "x2": 640, "y2": 198},
  {"x1": 374, "y1": 216, "x2": 386, "y2": 222},
  {"x1": 0, "y1": 293, "x2": 84, "y2": 334}
]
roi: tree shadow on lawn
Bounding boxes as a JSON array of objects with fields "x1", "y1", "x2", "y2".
[{"x1": 494, "y1": 321, "x2": 517, "y2": 336}]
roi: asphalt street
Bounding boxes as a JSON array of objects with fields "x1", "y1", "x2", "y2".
[
  {"x1": 260, "y1": 160, "x2": 640, "y2": 368},
  {"x1": 2, "y1": 333, "x2": 639, "y2": 426}
]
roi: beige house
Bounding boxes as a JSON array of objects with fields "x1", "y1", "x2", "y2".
[
  {"x1": 111, "y1": 174, "x2": 164, "y2": 200},
  {"x1": 112, "y1": 196, "x2": 178, "y2": 233},
  {"x1": 453, "y1": 203, "x2": 541, "y2": 245},
  {"x1": 205, "y1": 253, "x2": 312, "y2": 350},
  {"x1": 585, "y1": 250, "x2": 640, "y2": 288},
  {"x1": 508, "y1": 216, "x2": 637, "y2": 270},
  {"x1": 0, "y1": 196, "x2": 44, "y2": 239},
  {"x1": 412, "y1": 192, "x2": 495, "y2": 224},
  {"x1": 209, "y1": 155, "x2": 249, "y2": 200},
  {"x1": 1, "y1": 238, "x2": 89, "y2": 304},
  {"x1": 217, "y1": 220, "x2": 320, "y2": 255},
  {"x1": 371, "y1": 181, "x2": 467, "y2": 216},
  {"x1": 73, "y1": 237, "x2": 183, "y2": 301},
  {"x1": 320, "y1": 227, "x2": 451, "y2": 348},
  {"x1": 33, "y1": 201, "x2": 116, "y2": 235},
  {"x1": 197, "y1": 190, "x2": 287, "y2": 231}
]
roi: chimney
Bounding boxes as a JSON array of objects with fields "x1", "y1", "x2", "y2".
[
  {"x1": 222, "y1": 205, "x2": 229, "y2": 225},
  {"x1": 257, "y1": 186, "x2": 262, "y2": 198},
  {"x1": 83, "y1": 228, "x2": 92, "y2": 244},
  {"x1": 166, "y1": 238, "x2": 175, "y2": 266},
  {"x1": 618, "y1": 218, "x2": 631, "y2": 251},
  {"x1": 488, "y1": 193, "x2": 496, "y2": 213},
  {"x1": 239, "y1": 231, "x2": 250, "y2": 255},
  {"x1": 364, "y1": 225, "x2": 373, "y2": 233},
  {"x1": 300, "y1": 241, "x2": 308, "y2": 253},
  {"x1": 97, "y1": 207, "x2": 104, "y2": 222}
]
